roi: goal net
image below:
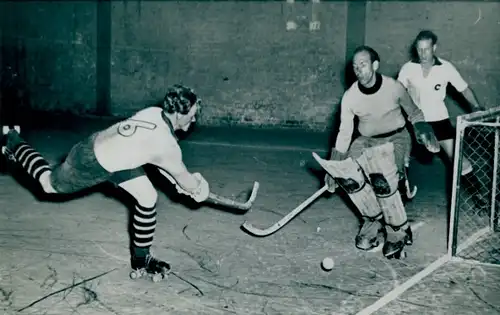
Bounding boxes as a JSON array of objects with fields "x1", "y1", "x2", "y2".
[{"x1": 448, "y1": 106, "x2": 500, "y2": 265}]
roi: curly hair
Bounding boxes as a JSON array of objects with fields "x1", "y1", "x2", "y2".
[{"x1": 162, "y1": 84, "x2": 200, "y2": 115}]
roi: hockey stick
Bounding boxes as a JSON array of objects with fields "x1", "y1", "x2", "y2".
[
  {"x1": 158, "y1": 168, "x2": 259, "y2": 211},
  {"x1": 241, "y1": 185, "x2": 328, "y2": 237},
  {"x1": 206, "y1": 181, "x2": 260, "y2": 211}
]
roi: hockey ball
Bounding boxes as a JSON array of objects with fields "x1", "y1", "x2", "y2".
[{"x1": 321, "y1": 257, "x2": 334, "y2": 271}]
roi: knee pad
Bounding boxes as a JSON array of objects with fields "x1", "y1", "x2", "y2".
[
  {"x1": 356, "y1": 142, "x2": 399, "y2": 198},
  {"x1": 325, "y1": 158, "x2": 366, "y2": 194},
  {"x1": 315, "y1": 154, "x2": 381, "y2": 219},
  {"x1": 336, "y1": 176, "x2": 365, "y2": 194},
  {"x1": 368, "y1": 173, "x2": 392, "y2": 196}
]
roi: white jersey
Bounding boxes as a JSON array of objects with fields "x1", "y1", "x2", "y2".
[
  {"x1": 397, "y1": 57, "x2": 468, "y2": 122},
  {"x1": 93, "y1": 107, "x2": 184, "y2": 175}
]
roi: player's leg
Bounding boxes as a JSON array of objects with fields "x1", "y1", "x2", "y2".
[
  {"x1": 2, "y1": 128, "x2": 55, "y2": 192},
  {"x1": 326, "y1": 137, "x2": 385, "y2": 251},
  {"x1": 109, "y1": 169, "x2": 171, "y2": 281},
  {"x1": 433, "y1": 119, "x2": 488, "y2": 208},
  {"x1": 2, "y1": 129, "x2": 112, "y2": 194},
  {"x1": 356, "y1": 141, "x2": 412, "y2": 258}
]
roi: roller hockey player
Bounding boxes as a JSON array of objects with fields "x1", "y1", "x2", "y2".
[
  {"x1": 324, "y1": 46, "x2": 441, "y2": 259},
  {"x1": 1, "y1": 84, "x2": 209, "y2": 281},
  {"x1": 398, "y1": 30, "x2": 488, "y2": 209}
]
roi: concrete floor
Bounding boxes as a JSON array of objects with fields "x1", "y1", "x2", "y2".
[{"x1": 0, "y1": 115, "x2": 499, "y2": 315}]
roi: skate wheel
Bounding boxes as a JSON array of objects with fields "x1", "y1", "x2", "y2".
[
  {"x1": 129, "y1": 270, "x2": 139, "y2": 280},
  {"x1": 152, "y1": 274, "x2": 163, "y2": 283}
]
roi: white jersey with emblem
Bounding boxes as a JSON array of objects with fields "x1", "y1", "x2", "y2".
[
  {"x1": 397, "y1": 58, "x2": 468, "y2": 122},
  {"x1": 93, "y1": 107, "x2": 184, "y2": 175}
]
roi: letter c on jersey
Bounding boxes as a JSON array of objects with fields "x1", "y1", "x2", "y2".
[
  {"x1": 434, "y1": 84, "x2": 441, "y2": 91},
  {"x1": 118, "y1": 119, "x2": 157, "y2": 137}
]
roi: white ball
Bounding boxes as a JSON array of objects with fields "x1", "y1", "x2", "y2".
[{"x1": 322, "y1": 257, "x2": 334, "y2": 271}]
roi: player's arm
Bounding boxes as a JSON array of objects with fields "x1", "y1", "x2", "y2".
[
  {"x1": 445, "y1": 62, "x2": 484, "y2": 112},
  {"x1": 395, "y1": 81, "x2": 440, "y2": 153},
  {"x1": 461, "y1": 87, "x2": 483, "y2": 111},
  {"x1": 331, "y1": 96, "x2": 355, "y2": 160},
  {"x1": 396, "y1": 64, "x2": 410, "y2": 89},
  {"x1": 395, "y1": 80, "x2": 425, "y2": 125},
  {"x1": 153, "y1": 144, "x2": 210, "y2": 202}
]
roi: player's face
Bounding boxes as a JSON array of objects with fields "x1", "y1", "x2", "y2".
[
  {"x1": 178, "y1": 104, "x2": 198, "y2": 132},
  {"x1": 416, "y1": 39, "x2": 435, "y2": 64},
  {"x1": 353, "y1": 51, "x2": 376, "y2": 87}
]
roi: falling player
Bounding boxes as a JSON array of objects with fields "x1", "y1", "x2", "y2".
[
  {"x1": 398, "y1": 30, "x2": 488, "y2": 208},
  {"x1": 324, "y1": 46, "x2": 440, "y2": 258},
  {"x1": 1, "y1": 84, "x2": 209, "y2": 280}
]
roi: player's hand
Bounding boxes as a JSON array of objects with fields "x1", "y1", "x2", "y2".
[
  {"x1": 190, "y1": 172, "x2": 210, "y2": 203},
  {"x1": 414, "y1": 122, "x2": 440, "y2": 153},
  {"x1": 324, "y1": 173, "x2": 337, "y2": 193}
]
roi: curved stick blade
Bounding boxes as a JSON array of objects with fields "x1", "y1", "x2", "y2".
[
  {"x1": 207, "y1": 181, "x2": 260, "y2": 211},
  {"x1": 241, "y1": 185, "x2": 328, "y2": 237}
]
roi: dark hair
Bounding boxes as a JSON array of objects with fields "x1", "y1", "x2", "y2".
[
  {"x1": 162, "y1": 84, "x2": 200, "y2": 115},
  {"x1": 352, "y1": 45, "x2": 380, "y2": 63},
  {"x1": 414, "y1": 30, "x2": 438, "y2": 45}
]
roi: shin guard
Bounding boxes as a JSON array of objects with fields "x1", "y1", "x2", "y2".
[
  {"x1": 356, "y1": 142, "x2": 408, "y2": 229},
  {"x1": 319, "y1": 157, "x2": 382, "y2": 219}
]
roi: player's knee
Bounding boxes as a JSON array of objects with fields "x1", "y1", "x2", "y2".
[
  {"x1": 336, "y1": 177, "x2": 365, "y2": 194},
  {"x1": 117, "y1": 176, "x2": 158, "y2": 208},
  {"x1": 134, "y1": 188, "x2": 158, "y2": 208},
  {"x1": 369, "y1": 173, "x2": 395, "y2": 197}
]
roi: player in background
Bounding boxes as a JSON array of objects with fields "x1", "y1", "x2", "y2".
[
  {"x1": 398, "y1": 30, "x2": 488, "y2": 208},
  {"x1": 324, "y1": 46, "x2": 440, "y2": 259},
  {"x1": 1, "y1": 84, "x2": 209, "y2": 280}
]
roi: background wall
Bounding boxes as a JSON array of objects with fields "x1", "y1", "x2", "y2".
[{"x1": 1, "y1": 1, "x2": 499, "y2": 131}]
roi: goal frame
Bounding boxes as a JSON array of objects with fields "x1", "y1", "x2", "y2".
[{"x1": 447, "y1": 106, "x2": 500, "y2": 262}]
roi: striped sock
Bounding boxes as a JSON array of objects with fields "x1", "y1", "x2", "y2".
[
  {"x1": 132, "y1": 203, "x2": 157, "y2": 256},
  {"x1": 13, "y1": 141, "x2": 51, "y2": 182}
]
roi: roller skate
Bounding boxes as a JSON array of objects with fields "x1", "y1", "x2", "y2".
[
  {"x1": 129, "y1": 253, "x2": 172, "y2": 283},
  {"x1": 355, "y1": 216, "x2": 385, "y2": 251},
  {"x1": 383, "y1": 225, "x2": 413, "y2": 259},
  {"x1": 0, "y1": 125, "x2": 21, "y2": 172}
]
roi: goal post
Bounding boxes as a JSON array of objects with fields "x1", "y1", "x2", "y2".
[
  {"x1": 448, "y1": 106, "x2": 500, "y2": 264},
  {"x1": 354, "y1": 107, "x2": 500, "y2": 315}
]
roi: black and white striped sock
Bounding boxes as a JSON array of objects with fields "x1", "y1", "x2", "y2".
[
  {"x1": 13, "y1": 142, "x2": 51, "y2": 182},
  {"x1": 132, "y1": 203, "x2": 157, "y2": 256}
]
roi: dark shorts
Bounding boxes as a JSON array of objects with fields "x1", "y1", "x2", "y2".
[
  {"x1": 428, "y1": 119, "x2": 456, "y2": 141},
  {"x1": 51, "y1": 133, "x2": 146, "y2": 194}
]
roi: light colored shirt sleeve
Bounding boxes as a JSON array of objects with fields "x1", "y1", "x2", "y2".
[
  {"x1": 395, "y1": 80, "x2": 425, "y2": 125},
  {"x1": 152, "y1": 142, "x2": 199, "y2": 192},
  {"x1": 445, "y1": 62, "x2": 468, "y2": 93},
  {"x1": 334, "y1": 95, "x2": 356, "y2": 153},
  {"x1": 397, "y1": 64, "x2": 410, "y2": 89}
]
